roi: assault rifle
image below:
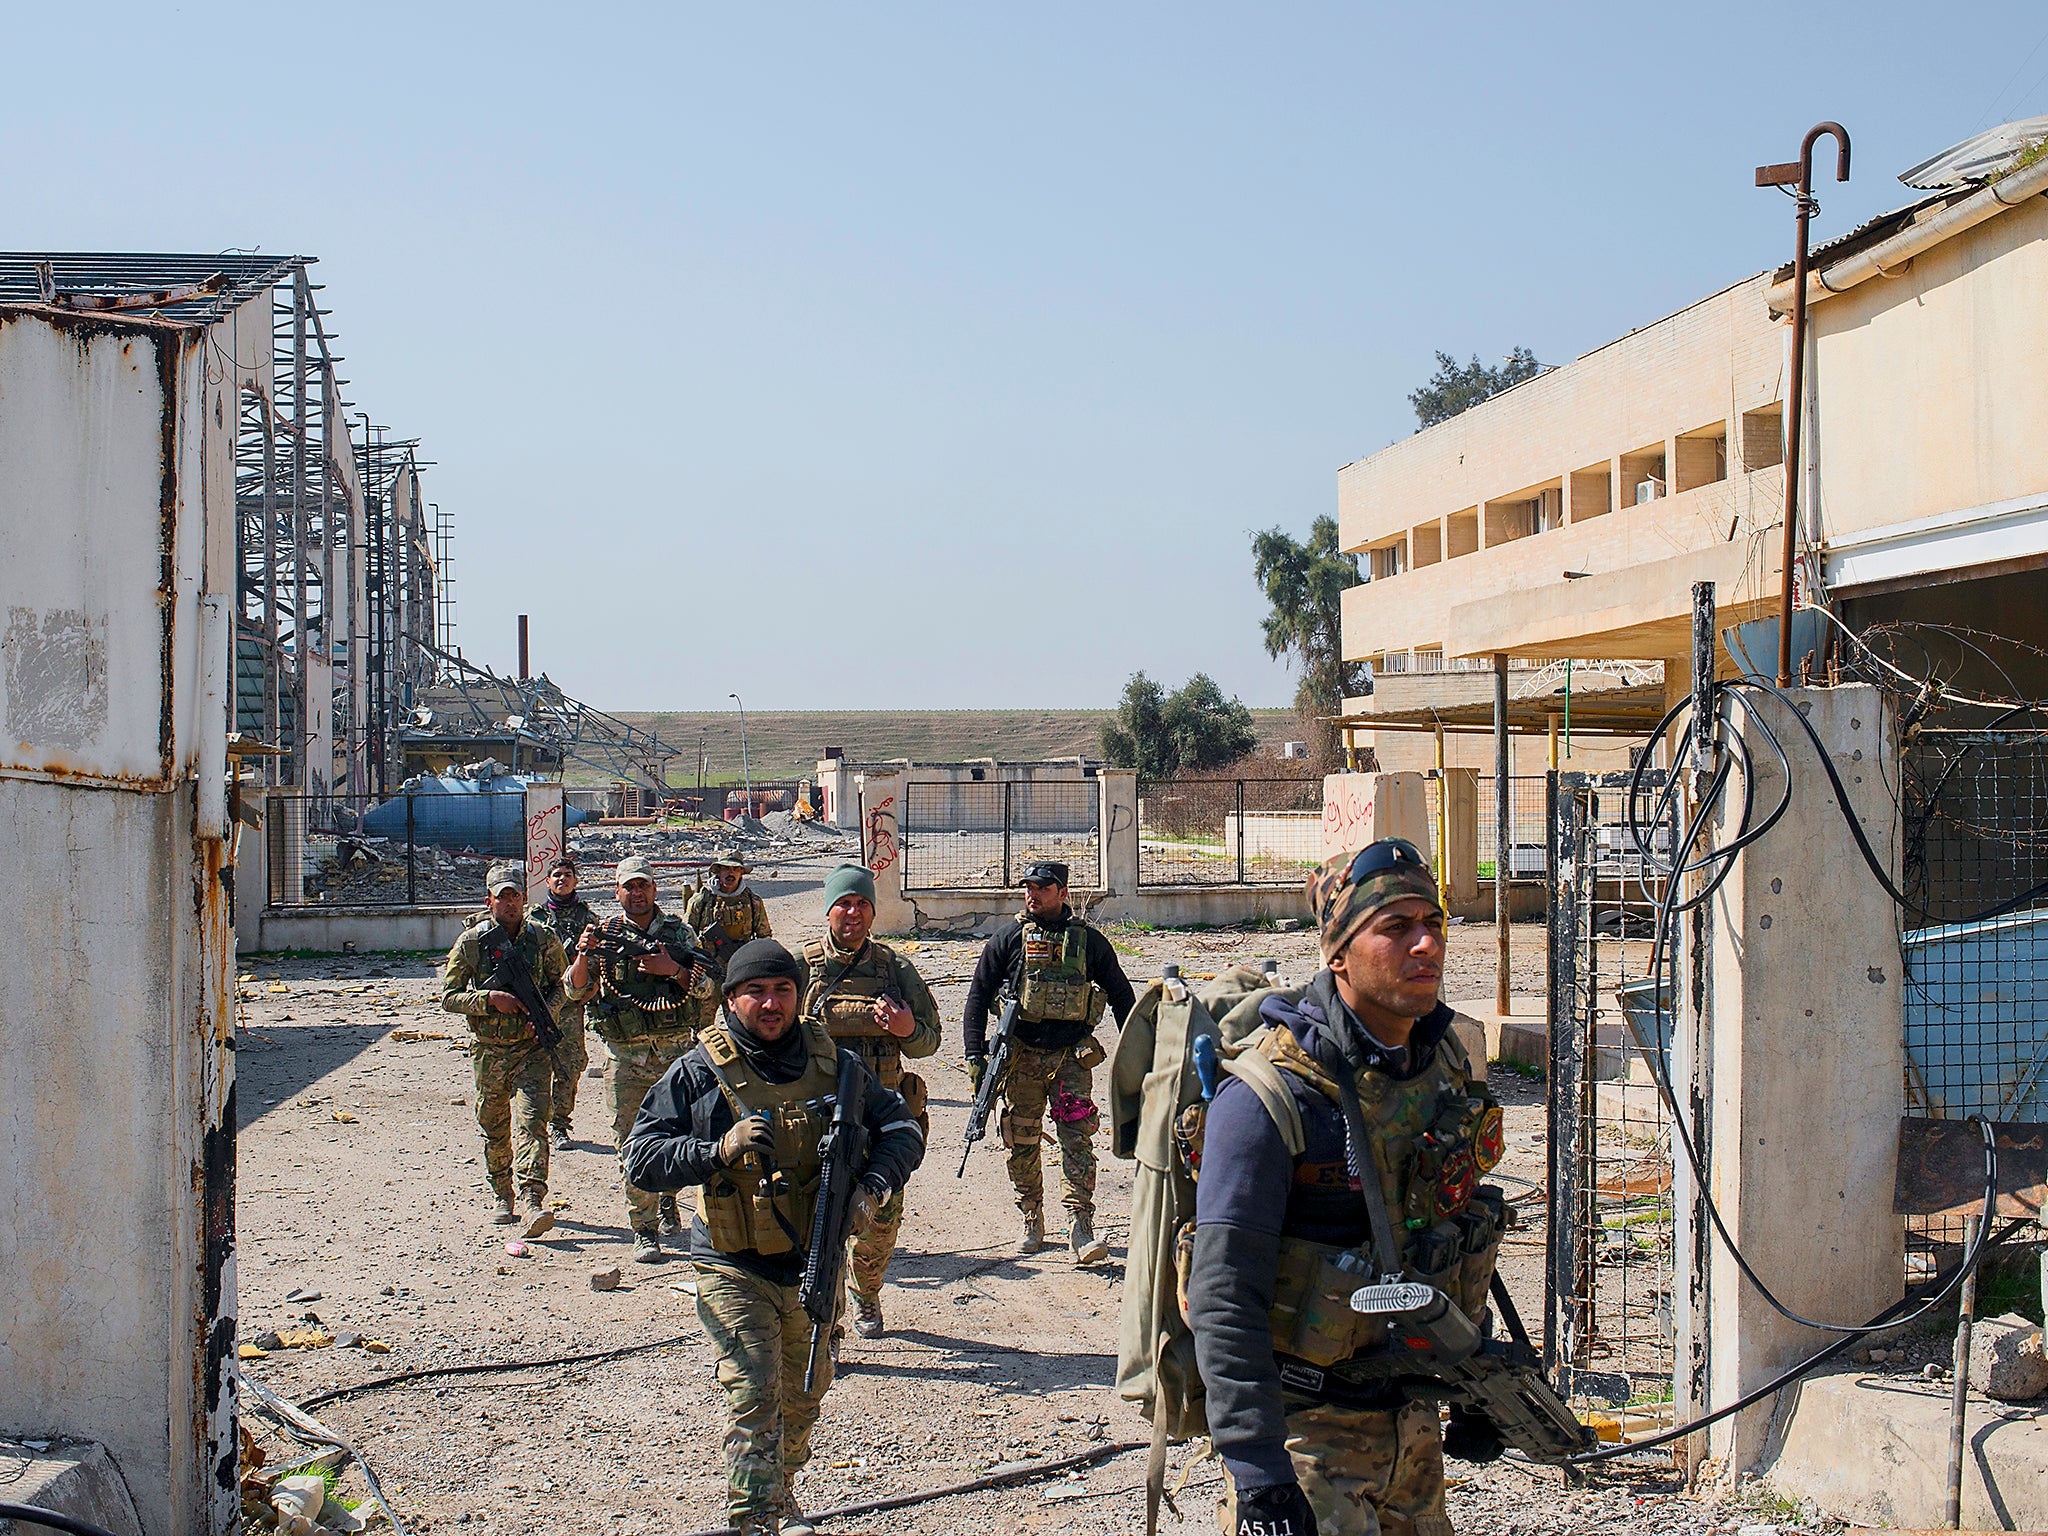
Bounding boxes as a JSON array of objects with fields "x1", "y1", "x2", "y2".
[
  {"x1": 582, "y1": 921, "x2": 723, "y2": 990},
  {"x1": 482, "y1": 925, "x2": 563, "y2": 1052},
  {"x1": 800, "y1": 1051, "x2": 871, "y2": 1392},
  {"x1": 957, "y1": 994, "x2": 1019, "y2": 1177},
  {"x1": 1281, "y1": 1278, "x2": 1592, "y2": 1464}
]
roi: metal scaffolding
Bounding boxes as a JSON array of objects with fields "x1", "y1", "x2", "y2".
[{"x1": 4, "y1": 251, "x2": 685, "y2": 809}]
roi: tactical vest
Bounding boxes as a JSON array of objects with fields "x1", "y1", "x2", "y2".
[
  {"x1": 589, "y1": 911, "x2": 700, "y2": 1041},
  {"x1": 801, "y1": 939, "x2": 930, "y2": 1130},
  {"x1": 458, "y1": 919, "x2": 559, "y2": 1046},
  {"x1": 704, "y1": 889, "x2": 764, "y2": 948},
  {"x1": 695, "y1": 1020, "x2": 842, "y2": 1257},
  {"x1": 1015, "y1": 914, "x2": 1104, "y2": 1026},
  {"x1": 1174, "y1": 1018, "x2": 1507, "y2": 1371}
]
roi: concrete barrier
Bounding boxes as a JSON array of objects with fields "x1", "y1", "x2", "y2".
[
  {"x1": 1766, "y1": 1371, "x2": 2048, "y2": 1530},
  {"x1": 0, "y1": 1439, "x2": 142, "y2": 1535}
]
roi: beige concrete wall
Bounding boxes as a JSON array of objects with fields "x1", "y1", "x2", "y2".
[
  {"x1": 1339, "y1": 273, "x2": 1780, "y2": 556},
  {"x1": 1342, "y1": 468, "x2": 1785, "y2": 662},
  {"x1": 1813, "y1": 192, "x2": 2048, "y2": 536}
]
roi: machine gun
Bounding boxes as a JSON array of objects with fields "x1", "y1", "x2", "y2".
[
  {"x1": 1279, "y1": 1279, "x2": 1592, "y2": 1464},
  {"x1": 957, "y1": 994, "x2": 1019, "y2": 1177},
  {"x1": 582, "y1": 920, "x2": 723, "y2": 992},
  {"x1": 481, "y1": 925, "x2": 563, "y2": 1052},
  {"x1": 799, "y1": 1051, "x2": 871, "y2": 1392}
]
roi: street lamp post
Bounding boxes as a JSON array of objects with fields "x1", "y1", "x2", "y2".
[{"x1": 729, "y1": 692, "x2": 752, "y2": 820}]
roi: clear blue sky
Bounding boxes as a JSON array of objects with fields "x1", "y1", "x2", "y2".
[{"x1": 8, "y1": 3, "x2": 2046, "y2": 711}]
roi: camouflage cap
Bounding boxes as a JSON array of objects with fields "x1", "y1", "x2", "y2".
[
  {"x1": 1307, "y1": 839, "x2": 1441, "y2": 961},
  {"x1": 709, "y1": 853, "x2": 752, "y2": 872},
  {"x1": 615, "y1": 855, "x2": 658, "y2": 887},
  {"x1": 485, "y1": 863, "x2": 525, "y2": 896}
]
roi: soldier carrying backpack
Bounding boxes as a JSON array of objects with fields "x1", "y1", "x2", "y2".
[{"x1": 1113, "y1": 839, "x2": 1516, "y2": 1536}]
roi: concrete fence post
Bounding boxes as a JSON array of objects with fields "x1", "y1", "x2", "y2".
[
  {"x1": 1699, "y1": 682, "x2": 1904, "y2": 1476},
  {"x1": 1100, "y1": 769, "x2": 1138, "y2": 895},
  {"x1": 858, "y1": 768, "x2": 913, "y2": 934}
]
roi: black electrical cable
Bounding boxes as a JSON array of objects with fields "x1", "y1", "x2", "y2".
[
  {"x1": 1553, "y1": 1116, "x2": 2001, "y2": 1466},
  {"x1": 0, "y1": 1504, "x2": 124, "y2": 1536},
  {"x1": 295, "y1": 1332, "x2": 695, "y2": 1412},
  {"x1": 1611, "y1": 680, "x2": 1999, "y2": 1334}
]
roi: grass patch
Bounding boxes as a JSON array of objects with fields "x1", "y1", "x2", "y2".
[{"x1": 1489, "y1": 1057, "x2": 1543, "y2": 1080}]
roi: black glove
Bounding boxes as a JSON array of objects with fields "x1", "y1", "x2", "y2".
[
  {"x1": 1234, "y1": 1481, "x2": 1317, "y2": 1536},
  {"x1": 1442, "y1": 1406, "x2": 1505, "y2": 1464}
]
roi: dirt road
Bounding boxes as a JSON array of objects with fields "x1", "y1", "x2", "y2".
[{"x1": 233, "y1": 855, "x2": 1829, "y2": 1534}]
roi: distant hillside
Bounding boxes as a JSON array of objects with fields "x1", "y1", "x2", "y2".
[{"x1": 578, "y1": 708, "x2": 1300, "y2": 786}]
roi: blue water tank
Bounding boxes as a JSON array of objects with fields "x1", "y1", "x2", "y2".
[{"x1": 362, "y1": 777, "x2": 588, "y2": 854}]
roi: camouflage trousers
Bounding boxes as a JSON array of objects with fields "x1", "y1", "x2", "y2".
[
  {"x1": 695, "y1": 1259, "x2": 842, "y2": 1523},
  {"x1": 847, "y1": 1186, "x2": 906, "y2": 1304},
  {"x1": 1000, "y1": 1042, "x2": 1099, "y2": 1219},
  {"x1": 1218, "y1": 1401, "x2": 1452, "y2": 1536},
  {"x1": 470, "y1": 1040, "x2": 552, "y2": 1197},
  {"x1": 602, "y1": 1030, "x2": 694, "y2": 1231},
  {"x1": 548, "y1": 1004, "x2": 588, "y2": 1132}
]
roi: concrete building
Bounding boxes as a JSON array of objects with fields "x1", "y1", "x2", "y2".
[{"x1": 1335, "y1": 120, "x2": 2048, "y2": 702}]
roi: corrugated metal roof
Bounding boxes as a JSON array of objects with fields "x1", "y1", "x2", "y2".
[
  {"x1": 1899, "y1": 115, "x2": 2048, "y2": 190},
  {"x1": 0, "y1": 252, "x2": 306, "y2": 323}
]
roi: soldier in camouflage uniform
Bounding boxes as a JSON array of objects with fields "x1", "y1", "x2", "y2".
[
  {"x1": 1189, "y1": 840, "x2": 1506, "y2": 1536},
  {"x1": 440, "y1": 863, "x2": 569, "y2": 1239},
  {"x1": 962, "y1": 860, "x2": 1136, "y2": 1263},
  {"x1": 531, "y1": 855, "x2": 597, "y2": 1150},
  {"x1": 686, "y1": 854, "x2": 773, "y2": 972},
  {"x1": 623, "y1": 939, "x2": 927, "y2": 1536},
  {"x1": 798, "y1": 864, "x2": 941, "y2": 1339},
  {"x1": 565, "y1": 853, "x2": 718, "y2": 1263}
]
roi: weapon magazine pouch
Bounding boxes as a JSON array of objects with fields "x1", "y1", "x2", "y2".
[
  {"x1": 1270, "y1": 1236, "x2": 1383, "y2": 1367},
  {"x1": 1070, "y1": 1032, "x2": 1108, "y2": 1071},
  {"x1": 898, "y1": 1068, "x2": 930, "y2": 1140},
  {"x1": 1452, "y1": 1185, "x2": 1508, "y2": 1316}
]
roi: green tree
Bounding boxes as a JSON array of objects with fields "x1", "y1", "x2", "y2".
[
  {"x1": 1251, "y1": 515, "x2": 1364, "y2": 762},
  {"x1": 1101, "y1": 671, "x2": 1259, "y2": 780},
  {"x1": 1408, "y1": 346, "x2": 1545, "y2": 430}
]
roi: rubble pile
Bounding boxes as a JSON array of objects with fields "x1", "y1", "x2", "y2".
[{"x1": 301, "y1": 838, "x2": 498, "y2": 907}]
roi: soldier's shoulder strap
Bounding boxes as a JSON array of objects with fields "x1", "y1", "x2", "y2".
[
  {"x1": 801, "y1": 938, "x2": 829, "y2": 966},
  {"x1": 1216, "y1": 1025, "x2": 1309, "y2": 1158}
]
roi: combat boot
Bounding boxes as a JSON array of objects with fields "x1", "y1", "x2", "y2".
[
  {"x1": 490, "y1": 1193, "x2": 518, "y2": 1226},
  {"x1": 735, "y1": 1512, "x2": 778, "y2": 1536},
  {"x1": 549, "y1": 1124, "x2": 572, "y2": 1152},
  {"x1": 658, "y1": 1194, "x2": 683, "y2": 1238},
  {"x1": 777, "y1": 1488, "x2": 816, "y2": 1536},
  {"x1": 851, "y1": 1293, "x2": 885, "y2": 1339},
  {"x1": 1069, "y1": 1212, "x2": 1108, "y2": 1266},
  {"x1": 1018, "y1": 1210, "x2": 1047, "y2": 1255},
  {"x1": 520, "y1": 1190, "x2": 555, "y2": 1239},
  {"x1": 631, "y1": 1227, "x2": 662, "y2": 1264}
]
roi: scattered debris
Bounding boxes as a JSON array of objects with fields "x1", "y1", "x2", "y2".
[
  {"x1": 590, "y1": 1268, "x2": 623, "y2": 1292},
  {"x1": 285, "y1": 1286, "x2": 323, "y2": 1304},
  {"x1": 277, "y1": 1327, "x2": 335, "y2": 1350},
  {"x1": 504, "y1": 1240, "x2": 530, "y2": 1258}
]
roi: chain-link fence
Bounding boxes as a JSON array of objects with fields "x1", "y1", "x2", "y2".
[
  {"x1": 1475, "y1": 774, "x2": 1551, "y2": 880},
  {"x1": 1546, "y1": 769, "x2": 1679, "y2": 1415},
  {"x1": 1900, "y1": 727, "x2": 2048, "y2": 1249},
  {"x1": 899, "y1": 778, "x2": 1101, "y2": 890},
  {"x1": 265, "y1": 791, "x2": 526, "y2": 907},
  {"x1": 1137, "y1": 777, "x2": 1322, "y2": 886}
]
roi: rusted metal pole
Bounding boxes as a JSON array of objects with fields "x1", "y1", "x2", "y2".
[
  {"x1": 1946, "y1": 1211, "x2": 1982, "y2": 1529},
  {"x1": 1758, "y1": 123, "x2": 1849, "y2": 686},
  {"x1": 1495, "y1": 652, "x2": 1511, "y2": 1016},
  {"x1": 517, "y1": 614, "x2": 530, "y2": 680}
]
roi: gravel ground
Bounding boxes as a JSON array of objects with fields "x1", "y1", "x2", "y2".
[{"x1": 234, "y1": 855, "x2": 1844, "y2": 1535}]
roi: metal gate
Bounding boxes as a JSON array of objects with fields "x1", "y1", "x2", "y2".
[
  {"x1": 900, "y1": 777, "x2": 1102, "y2": 890},
  {"x1": 1545, "y1": 769, "x2": 1679, "y2": 1412}
]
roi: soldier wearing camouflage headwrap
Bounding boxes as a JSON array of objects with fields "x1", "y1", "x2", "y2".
[
  {"x1": 565, "y1": 854, "x2": 719, "y2": 1263},
  {"x1": 441, "y1": 863, "x2": 570, "y2": 1237},
  {"x1": 1187, "y1": 838, "x2": 1506, "y2": 1536}
]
